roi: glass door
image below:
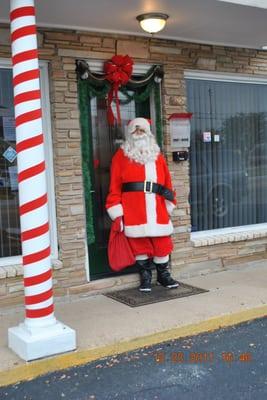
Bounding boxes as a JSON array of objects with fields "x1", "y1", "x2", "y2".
[{"x1": 88, "y1": 92, "x2": 152, "y2": 278}]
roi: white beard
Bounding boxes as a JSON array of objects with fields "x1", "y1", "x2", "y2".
[{"x1": 121, "y1": 132, "x2": 160, "y2": 164}]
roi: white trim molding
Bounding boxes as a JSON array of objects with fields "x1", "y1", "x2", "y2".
[
  {"x1": 184, "y1": 69, "x2": 267, "y2": 84},
  {"x1": 39, "y1": 61, "x2": 58, "y2": 260},
  {"x1": 217, "y1": 1, "x2": 267, "y2": 9},
  {"x1": 87, "y1": 60, "x2": 154, "y2": 76},
  {"x1": 191, "y1": 223, "x2": 267, "y2": 247}
]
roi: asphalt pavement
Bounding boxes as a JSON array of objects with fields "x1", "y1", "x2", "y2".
[{"x1": 1, "y1": 316, "x2": 266, "y2": 400}]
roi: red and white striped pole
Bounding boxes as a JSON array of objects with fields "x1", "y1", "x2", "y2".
[{"x1": 8, "y1": 0, "x2": 76, "y2": 361}]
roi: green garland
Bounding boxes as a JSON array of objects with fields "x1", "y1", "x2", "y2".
[
  {"x1": 87, "y1": 82, "x2": 110, "y2": 99},
  {"x1": 119, "y1": 81, "x2": 155, "y2": 105},
  {"x1": 83, "y1": 75, "x2": 156, "y2": 104},
  {"x1": 78, "y1": 79, "x2": 95, "y2": 244},
  {"x1": 78, "y1": 65, "x2": 163, "y2": 246},
  {"x1": 79, "y1": 64, "x2": 160, "y2": 101}
]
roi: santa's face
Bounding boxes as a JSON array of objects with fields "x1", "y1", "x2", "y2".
[
  {"x1": 121, "y1": 118, "x2": 160, "y2": 164},
  {"x1": 131, "y1": 126, "x2": 149, "y2": 149},
  {"x1": 132, "y1": 125, "x2": 146, "y2": 135},
  {"x1": 131, "y1": 125, "x2": 148, "y2": 149}
]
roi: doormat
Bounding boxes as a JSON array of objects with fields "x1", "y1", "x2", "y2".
[{"x1": 105, "y1": 282, "x2": 208, "y2": 307}]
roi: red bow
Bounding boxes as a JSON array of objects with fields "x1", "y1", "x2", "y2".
[{"x1": 104, "y1": 55, "x2": 133, "y2": 126}]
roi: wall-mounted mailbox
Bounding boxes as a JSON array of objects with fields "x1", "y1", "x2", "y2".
[{"x1": 168, "y1": 113, "x2": 193, "y2": 150}]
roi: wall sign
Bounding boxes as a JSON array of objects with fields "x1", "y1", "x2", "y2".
[{"x1": 3, "y1": 146, "x2": 17, "y2": 163}]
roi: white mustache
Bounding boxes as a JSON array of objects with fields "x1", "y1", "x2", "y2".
[{"x1": 132, "y1": 133, "x2": 147, "y2": 141}]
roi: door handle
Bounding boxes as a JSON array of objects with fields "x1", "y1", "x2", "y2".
[{"x1": 90, "y1": 190, "x2": 95, "y2": 193}]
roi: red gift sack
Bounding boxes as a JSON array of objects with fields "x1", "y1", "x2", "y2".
[{"x1": 108, "y1": 217, "x2": 135, "y2": 271}]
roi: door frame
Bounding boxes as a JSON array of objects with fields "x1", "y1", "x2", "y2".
[{"x1": 81, "y1": 60, "x2": 162, "y2": 281}]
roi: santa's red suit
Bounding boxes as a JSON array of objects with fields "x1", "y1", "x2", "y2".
[
  {"x1": 106, "y1": 118, "x2": 179, "y2": 291},
  {"x1": 106, "y1": 118, "x2": 177, "y2": 257},
  {"x1": 106, "y1": 147, "x2": 176, "y2": 235}
]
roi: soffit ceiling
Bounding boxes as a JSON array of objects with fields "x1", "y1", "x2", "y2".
[{"x1": 1, "y1": 0, "x2": 267, "y2": 49}]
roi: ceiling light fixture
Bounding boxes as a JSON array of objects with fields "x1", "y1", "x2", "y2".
[{"x1": 136, "y1": 13, "x2": 169, "y2": 34}]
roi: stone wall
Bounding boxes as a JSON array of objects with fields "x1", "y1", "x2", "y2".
[{"x1": 0, "y1": 26, "x2": 267, "y2": 305}]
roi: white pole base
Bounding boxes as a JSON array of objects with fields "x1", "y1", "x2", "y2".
[{"x1": 8, "y1": 321, "x2": 76, "y2": 361}]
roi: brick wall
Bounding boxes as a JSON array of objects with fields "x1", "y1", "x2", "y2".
[{"x1": 0, "y1": 26, "x2": 267, "y2": 305}]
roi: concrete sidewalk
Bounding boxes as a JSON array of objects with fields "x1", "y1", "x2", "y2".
[{"x1": 0, "y1": 262, "x2": 267, "y2": 386}]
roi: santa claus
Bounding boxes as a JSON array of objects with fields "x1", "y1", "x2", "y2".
[{"x1": 106, "y1": 117, "x2": 179, "y2": 292}]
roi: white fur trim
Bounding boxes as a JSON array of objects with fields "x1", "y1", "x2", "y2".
[
  {"x1": 135, "y1": 254, "x2": 149, "y2": 260},
  {"x1": 145, "y1": 162, "x2": 157, "y2": 229},
  {"x1": 165, "y1": 200, "x2": 176, "y2": 215},
  {"x1": 107, "y1": 204, "x2": 123, "y2": 220},
  {"x1": 153, "y1": 255, "x2": 169, "y2": 263},
  {"x1": 124, "y1": 221, "x2": 174, "y2": 237}
]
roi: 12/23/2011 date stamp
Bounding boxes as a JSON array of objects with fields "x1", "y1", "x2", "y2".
[{"x1": 154, "y1": 351, "x2": 252, "y2": 364}]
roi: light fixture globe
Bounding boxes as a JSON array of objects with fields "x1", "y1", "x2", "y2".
[{"x1": 136, "y1": 13, "x2": 169, "y2": 34}]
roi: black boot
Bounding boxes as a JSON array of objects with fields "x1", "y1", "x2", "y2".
[
  {"x1": 156, "y1": 262, "x2": 179, "y2": 289},
  {"x1": 136, "y1": 259, "x2": 152, "y2": 292}
]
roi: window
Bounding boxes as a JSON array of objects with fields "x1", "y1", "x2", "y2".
[
  {"x1": 186, "y1": 75, "x2": 267, "y2": 232},
  {"x1": 0, "y1": 60, "x2": 57, "y2": 261},
  {"x1": 0, "y1": 68, "x2": 20, "y2": 257}
]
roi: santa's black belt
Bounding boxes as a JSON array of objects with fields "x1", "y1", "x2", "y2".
[{"x1": 122, "y1": 181, "x2": 174, "y2": 201}]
